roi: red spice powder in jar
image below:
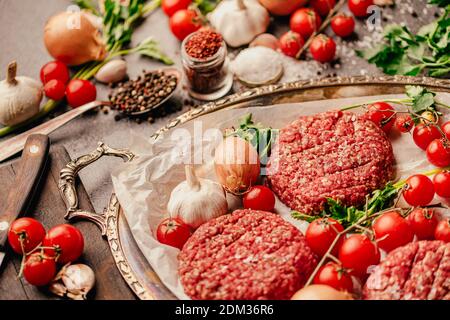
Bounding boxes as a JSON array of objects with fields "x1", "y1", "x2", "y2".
[{"x1": 185, "y1": 30, "x2": 223, "y2": 59}]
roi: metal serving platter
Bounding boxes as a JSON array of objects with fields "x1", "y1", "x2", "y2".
[{"x1": 63, "y1": 76, "x2": 450, "y2": 300}]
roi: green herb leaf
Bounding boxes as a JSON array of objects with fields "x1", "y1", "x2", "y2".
[
  {"x1": 131, "y1": 37, "x2": 174, "y2": 65},
  {"x1": 194, "y1": 0, "x2": 220, "y2": 14},
  {"x1": 74, "y1": 0, "x2": 99, "y2": 15},
  {"x1": 428, "y1": 0, "x2": 450, "y2": 7}
]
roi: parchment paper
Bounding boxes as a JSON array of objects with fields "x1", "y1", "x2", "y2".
[{"x1": 111, "y1": 93, "x2": 450, "y2": 300}]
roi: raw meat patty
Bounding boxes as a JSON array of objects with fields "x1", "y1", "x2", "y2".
[
  {"x1": 363, "y1": 240, "x2": 450, "y2": 300},
  {"x1": 178, "y1": 209, "x2": 318, "y2": 300},
  {"x1": 267, "y1": 110, "x2": 394, "y2": 214}
]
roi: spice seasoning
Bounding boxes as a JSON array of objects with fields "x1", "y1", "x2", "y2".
[{"x1": 185, "y1": 30, "x2": 223, "y2": 59}]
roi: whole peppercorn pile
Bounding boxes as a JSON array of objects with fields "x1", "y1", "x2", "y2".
[{"x1": 185, "y1": 30, "x2": 223, "y2": 59}]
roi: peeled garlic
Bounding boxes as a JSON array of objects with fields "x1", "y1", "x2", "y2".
[
  {"x1": 94, "y1": 59, "x2": 127, "y2": 84},
  {"x1": 168, "y1": 165, "x2": 228, "y2": 229},
  {"x1": 49, "y1": 264, "x2": 95, "y2": 300}
]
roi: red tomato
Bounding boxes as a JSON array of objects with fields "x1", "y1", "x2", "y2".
[
  {"x1": 395, "y1": 114, "x2": 414, "y2": 133},
  {"x1": 434, "y1": 218, "x2": 450, "y2": 242},
  {"x1": 426, "y1": 139, "x2": 450, "y2": 168},
  {"x1": 65, "y1": 79, "x2": 96, "y2": 108},
  {"x1": 279, "y1": 31, "x2": 304, "y2": 58},
  {"x1": 372, "y1": 211, "x2": 414, "y2": 252},
  {"x1": 331, "y1": 14, "x2": 355, "y2": 38},
  {"x1": 169, "y1": 9, "x2": 201, "y2": 41},
  {"x1": 161, "y1": 0, "x2": 191, "y2": 17},
  {"x1": 364, "y1": 102, "x2": 396, "y2": 133},
  {"x1": 23, "y1": 252, "x2": 56, "y2": 286},
  {"x1": 310, "y1": 0, "x2": 336, "y2": 16},
  {"x1": 309, "y1": 34, "x2": 336, "y2": 63},
  {"x1": 43, "y1": 224, "x2": 84, "y2": 264},
  {"x1": 290, "y1": 8, "x2": 322, "y2": 39},
  {"x1": 338, "y1": 234, "x2": 380, "y2": 278},
  {"x1": 305, "y1": 218, "x2": 344, "y2": 257},
  {"x1": 156, "y1": 217, "x2": 191, "y2": 250},
  {"x1": 44, "y1": 79, "x2": 66, "y2": 101},
  {"x1": 40, "y1": 61, "x2": 69, "y2": 84},
  {"x1": 442, "y1": 121, "x2": 450, "y2": 139},
  {"x1": 413, "y1": 124, "x2": 442, "y2": 150},
  {"x1": 433, "y1": 171, "x2": 450, "y2": 198},
  {"x1": 403, "y1": 174, "x2": 435, "y2": 207},
  {"x1": 243, "y1": 185, "x2": 276, "y2": 212},
  {"x1": 313, "y1": 262, "x2": 354, "y2": 292},
  {"x1": 348, "y1": 0, "x2": 374, "y2": 17},
  {"x1": 8, "y1": 218, "x2": 46, "y2": 254},
  {"x1": 407, "y1": 208, "x2": 438, "y2": 240}
]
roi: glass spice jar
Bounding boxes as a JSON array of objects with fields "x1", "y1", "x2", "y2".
[{"x1": 181, "y1": 30, "x2": 232, "y2": 101}]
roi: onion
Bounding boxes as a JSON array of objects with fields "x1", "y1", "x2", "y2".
[
  {"x1": 291, "y1": 285, "x2": 354, "y2": 300},
  {"x1": 250, "y1": 33, "x2": 280, "y2": 51},
  {"x1": 44, "y1": 11, "x2": 106, "y2": 66},
  {"x1": 258, "y1": 0, "x2": 307, "y2": 16},
  {"x1": 214, "y1": 137, "x2": 260, "y2": 194}
]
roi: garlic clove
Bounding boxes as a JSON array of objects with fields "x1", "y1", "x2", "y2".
[
  {"x1": 49, "y1": 263, "x2": 96, "y2": 300},
  {"x1": 94, "y1": 59, "x2": 128, "y2": 84}
]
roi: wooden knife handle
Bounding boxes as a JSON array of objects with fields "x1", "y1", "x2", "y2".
[{"x1": 0, "y1": 134, "x2": 50, "y2": 247}]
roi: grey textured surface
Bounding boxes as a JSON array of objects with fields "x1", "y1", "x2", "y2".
[{"x1": 0, "y1": 0, "x2": 440, "y2": 213}]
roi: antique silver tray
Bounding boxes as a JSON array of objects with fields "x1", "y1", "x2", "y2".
[{"x1": 59, "y1": 76, "x2": 450, "y2": 300}]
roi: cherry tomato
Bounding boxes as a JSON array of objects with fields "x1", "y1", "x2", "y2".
[
  {"x1": 407, "y1": 208, "x2": 438, "y2": 240},
  {"x1": 412, "y1": 124, "x2": 442, "y2": 150},
  {"x1": 156, "y1": 217, "x2": 191, "y2": 250},
  {"x1": 279, "y1": 31, "x2": 304, "y2": 58},
  {"x1": 348, "y1": 0, "x2": 374, "y2": 17},
  {"x1": 40, "y1": 61, "x2": 69, "y2": 84},
  {"x1": 305, "y1": 218, "x2": 344, "y2": 258},
  {"x1": 65, "y1": 79, "x2": 96, "y2": 108},
  {"x1": 372, "y1": 211, "x2": 414, "y2": 252},
  {"x1": 8, "y1": 218, "x2": 46, "y2": 254},
  {"x1": 43, "y1": 224, "x2": 84, "y2": 264},
  {"x1": 331, "y1": 14, "x2": 355, "y2": 38},
  {"x1": 290, "y1": 8, "x2": 322, "y2": 39},
  {"x1": 426, "y1": 139, "x2": 450, "y2": 168},
  {"x1": 338, "y1": 234, "x2": 380, "y2": 279},
  {"x1": 169, "y1": 9, "x2": 201, "y2": 41},
  {"x1": 364, "y1": 102, "x2": 396, "y2": 133},
  {"x1": 309, "y1": 34, "x2": 336, "y2": 63},
  {"x1": 43, "y1": 79, "x2": 66, "y2": 101},
  {"x1": 442, "y1": 121, "x2": 450, "y2": 139},
  {"x1": 433, "y1": 171, "x2": 450, "y2": 198},
  {"x1": 23, "y1": 252, "x2": 56, "y2": 286},
  {"x1": 310, "y1": 0, "x2": 336, "y2": 16},
  {"x1": 161, "y1": 0, "x2": 191, "y2": 17},
  {"x1": 313, "y1": 262, "x2": 354, "y2": 292},
  {"x1": 394, "y1": 114, "x2": 414, "y2": 133},
  {"x1": 243, "y1": 185, "x2": 276, "y2": 212},
  {"x1": 434, "y1": 218, "x2": 450, "y2": 242},
  {"x1": 403, "y1": 174, "x2": 435, "y2": 207}
]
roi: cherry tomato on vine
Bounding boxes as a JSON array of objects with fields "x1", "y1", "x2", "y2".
[
  {"x1": 313, "y1": 262, "x2": 354, "y2": 292},
  {"x1": 305, "y1": 218, "x2": 344, "y2": 257},
  {"x1": 372, "y1": 211, "x2": 413, "y2": 252},
  {"x1": 169, "y1": 9, "x2": 201, "y2": 41},
  {"x1": 44, "y1": 79, "x2": 66, "y2": 100},
  {"x1": 310, "y1": 0, "x2": 336, "y2": 17},
  {"x1": 23, "y1": 252, "x2": 56, "y2": 286},
  {"x1": 161, "y1": 0, "x2": 191, "y2": 17},
  {"x1": 40, "y1": 61, "x2": 69, "y2": 84},
  {"x1": 395, "y1": 114, "x2": 414, "y2": 133},
  {"x1": 156, "y1": 217, "x2": 191, "y2": 250},
  {"x1": 426, "y1": 139, "x2": 450, "y2": 168},
  {"x1": 43, "y1": 224, "x2": 84, "y2": 264},
  {"x1": 442, "y1": 121, "x2": 450, "y2": 140},
  {"x1": 348, "y1": 0, "x2": 374, "y2": 17},
  {"x1": 279, "y1": 31, "x2": 304, "y2": 58},
  {"x1": 338, "y1": 234, "x2": 380, "y2": 279},
  {"x1": 290, "y1": 8, "x2": 322, "y2": 39},
  {"x1": 407, "y1": 208, "x2": 438, "y2": 240},
  {"x1": 331, "y1": 14, "x2": 355, "y2": 38},
  {"x1": 403, "y1": 174, "x2": 435, "y2": 207},
  {"x1": 413, "y1": 124, "x2": 442, "y2": 150},
  {"x1": 8, "y1": 218, "x2": 46, "y2": 254},
  {"x1": 66, "y1": 79, "x2": 96, "y2": 108},
  {"x1": 434, "y1": 218, "x2": 450, "y2": 242},
  {"x1": 433, "y1": 171, "x2": 450, "y2": 198},
  {"x1": 364, "y1": 102, "x2": 396, "y2": 133},
  {"x1": 309, "y1": 34, "x2": 336, "y2": 63},
  {"x1": 243, "y1": 185, "x2": 276, "y2": 212}
]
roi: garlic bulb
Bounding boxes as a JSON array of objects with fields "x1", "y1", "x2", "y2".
[
  {"x1": 0, "y1": 61, "x2": 42, "y2": 126},
  {"x1": 168, "y1": 165, "x2": 228, "y2": 229},
  {"x1": 95, "y1": 59, "x2": 127, "y2": 84},
  {"x1": 49, "y1": 264, "x2": 95, "y2": 300},
  {"x1": 209, "y1": 0, "x2": 270, "y2": 47}
]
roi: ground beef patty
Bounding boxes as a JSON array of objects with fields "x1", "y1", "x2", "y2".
[
  {"x1": 178, "y1": 209, "x2": 318, "y2": 300},
  {"x1": 267, "y1": 110, "x2": 394, "y2": 215},
  {"x1": 363, "y1": 241, "x2": 450, "y2": 300}
]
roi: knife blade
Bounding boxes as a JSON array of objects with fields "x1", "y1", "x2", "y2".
[
  {"x1": 0, "y1": 134, "x2": 50, "y2": 269},
  {"x1": 0, "y1": 100, "x2": 106, "y2": 163}
]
